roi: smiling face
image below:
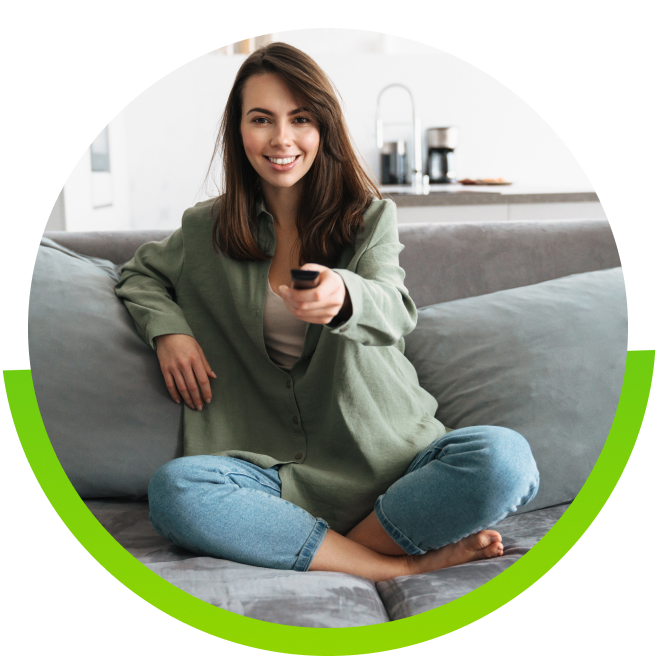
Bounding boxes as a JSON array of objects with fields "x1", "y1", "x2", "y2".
[{"x1": 240, "y1": 73, "x2": 321, "y2": 196}]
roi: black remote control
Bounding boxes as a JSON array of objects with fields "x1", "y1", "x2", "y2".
[{"x1": 291, "y1": 269, "x2": 320, "y2": 289}]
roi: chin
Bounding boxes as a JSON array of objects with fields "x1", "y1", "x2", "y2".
[{"x1": 261, "y1": 173, "x2": 307, "y2": 190}]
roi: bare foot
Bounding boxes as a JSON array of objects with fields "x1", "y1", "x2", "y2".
[{"x1": 402, "y1": 530, "x2": 504, "y2": 576}]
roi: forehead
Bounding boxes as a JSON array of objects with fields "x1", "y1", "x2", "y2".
[{"x1": 241, "y1": 73, "x2": 302, "y2": 113}]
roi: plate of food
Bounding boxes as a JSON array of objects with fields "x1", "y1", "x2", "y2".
[{"x1": 458, "y1": 178, "x2": 512, "y2": 186}]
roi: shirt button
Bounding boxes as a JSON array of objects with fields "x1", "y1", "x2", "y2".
[
  {"x1": 294, "y1": 453, "x2": 302, "y2": 460},
  {"x1": 292, "y1": 416, "x2": 298, "y2": 424},
  {"x1": 286, "y1": 381, "x2": 291, "y2": 389},
  {"x1": 339, "y1": 325, "x2": 349, "y2": 333}
]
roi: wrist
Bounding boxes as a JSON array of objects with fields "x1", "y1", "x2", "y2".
[{"x1": 330, "y1": 289, "x2": 352, "y2": 325}]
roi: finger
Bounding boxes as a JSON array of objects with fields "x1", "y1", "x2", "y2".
[
  {"x1": 181, "y1": 364, "x2": 204, "y2": 410},
  {"x1": 163, "y1": 370, "x2": 182, "y2": 404},
  {"x1": 192, "y1": 358, "x2": 212, "y2": 404},
  {"x1": 172, "y1": 369, "x2": 195, "y2": 410},
  {"x1": 299, "y1": 263, "x2": 326, "y2": 272},
  {"x1": 295, "y1": 309, "x2": 341, "y2": 322},
  {"x1": 197, "y1": 345, "x2": 216, "y2": 380},
  {"x1": 280, "y1": 284, "x2": 332, "y2": 304},
  {"x1": 292, "y1": 297, "x2": 341, "y2": 316},
  {"x1": 296, "y1": 313, "x2": 340, "y2": 325},
  {"x1": 290, "y1": 297, "x2": 343, "y2": 313},
  {"x1": 297, "y1": 313, "x2": 338, "y2": 325}
]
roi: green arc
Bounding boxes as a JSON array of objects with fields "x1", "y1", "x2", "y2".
[{"x1": 4, "y1": 350, "x2": 654, "y2": 654}]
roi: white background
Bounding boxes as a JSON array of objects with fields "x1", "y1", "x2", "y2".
[{"x1": 1, "y1": 1, "x2": 654, "y2": 654}]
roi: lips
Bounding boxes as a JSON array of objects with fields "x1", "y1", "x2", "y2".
[{"x1": 264, "y1": 155, "x2": 301, "y2": 171}]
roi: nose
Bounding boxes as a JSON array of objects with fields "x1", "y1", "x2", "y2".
[{"x1": 271, "y1": 121, "x2": 292, "y2": 149}]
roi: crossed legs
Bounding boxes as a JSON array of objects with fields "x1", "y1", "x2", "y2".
[{"x1": 148, "y1": 426, "x2": 539, "y2": 582}]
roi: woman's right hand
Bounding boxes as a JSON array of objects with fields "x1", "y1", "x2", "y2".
[{"x1": 154, "y1": 334, "x2": 216, "y2": 410}]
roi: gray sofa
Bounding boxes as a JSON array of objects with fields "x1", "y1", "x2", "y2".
[{"x1": 30, "y1": 218, "x2": 625, "y2": 627}]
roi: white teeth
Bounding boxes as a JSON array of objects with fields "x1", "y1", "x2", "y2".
[{"x1": 268, "y1": 156, "x2": 297, "y2": 165}]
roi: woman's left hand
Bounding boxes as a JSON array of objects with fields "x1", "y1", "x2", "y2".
[{"x1": 278, "y1": 264, "x2": 352, "y2": 325}]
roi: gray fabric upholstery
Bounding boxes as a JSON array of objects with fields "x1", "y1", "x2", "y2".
[
  {"x1": 43, "y1": 230, "x2": 172, "y2": 266},
  {"x1": 85, "y1": 500, "x2": 389, "y2": 628},
  {"x1": 86, "y1": 499, "x2": 567, "y2": 625},
  {"x1": 398, "y1": 220, "x2": 620, "y2": 308},
  {"x1": 45, "y1": 220, "x2": 620, "y2": 308},
  {"x1": 404, "y1": 268, "x2": 627, "y2": 513},
  {"x1": 146, "y1": 560, "x2": 389, "y2": 627},
  {"x1": 84, "y1": 499, "x2": 183, "y2": 563},
  {"x1": 29, "y1": 239, "x2": 183, "y2": 499},
  {"x1": 377, "y1": 503, "x2": 569, "y2": 620}
]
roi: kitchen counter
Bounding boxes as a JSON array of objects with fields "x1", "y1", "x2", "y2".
[
  {"x1": 380, "y1": 185, "x2": 605, "y2": 224},
  {"x1": 381, "y1": 184, "x2": 598, "y2": 207}
]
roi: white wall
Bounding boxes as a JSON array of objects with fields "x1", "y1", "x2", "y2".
[
  {"x1": 63, "y1": 111, "x2": 131, "y2": 231},
  {"x1": 121, "y1": 55, "x2": 242, "y2": 229},
  {"x1": 62, "y1": 29, "x2": 594, "y2": 231}
]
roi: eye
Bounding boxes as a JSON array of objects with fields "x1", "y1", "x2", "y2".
[
  {"x1": 252, "y1": 117, "x2": 270, "y2": 124},
  {"x1": 293, "y1": 117, "x2": 310, "y2": 124}
]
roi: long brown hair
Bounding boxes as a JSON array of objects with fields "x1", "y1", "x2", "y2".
[{"x1": 206, "y1": 42, "x2": 381, "y2": 266}]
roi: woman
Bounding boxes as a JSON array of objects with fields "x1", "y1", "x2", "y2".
[{"x1": 116, "y1": 42, "x2": 539, "y2": 583}]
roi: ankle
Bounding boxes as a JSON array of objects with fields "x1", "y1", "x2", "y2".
[{"x1": 397, "y1": 553, "x2": 421, "y2": 577}]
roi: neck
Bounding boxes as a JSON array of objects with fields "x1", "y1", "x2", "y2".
[{"x1": 261, "y1": 180, "x2": 302, "y2": 232}]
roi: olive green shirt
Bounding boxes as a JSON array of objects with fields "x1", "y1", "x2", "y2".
[{"x1": 115, "y1": 196, "x2": 445, "y2": 533}]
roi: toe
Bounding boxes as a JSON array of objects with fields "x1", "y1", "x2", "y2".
[
  {"x1": 456, "y1": 530, "x2": 505, "y2": 565},
  {"x1": 470, "y1": 530, "x2": 501, "y2": 550},
  {"x1": 480, "y1": 540, "x2": 504, "y2": 560}
]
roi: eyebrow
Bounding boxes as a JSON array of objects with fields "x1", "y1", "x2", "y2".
[{"x1": 246, "y1": 107, "x2": 311, "y2": 116}]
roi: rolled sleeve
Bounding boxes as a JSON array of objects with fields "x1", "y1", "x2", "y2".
[
  {"x1": 326, "y1": 200, "x2": 417, "y2": 346},
  {"x1": 115, "y1": 227, "x2": 194, "y2": 350}
]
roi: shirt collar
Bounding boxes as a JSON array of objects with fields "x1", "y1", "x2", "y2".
[
  {"x1": 255, "y1": 194, "x2": 271, "y2": 222},
  {"x1": 254, "y1": 193, "x2": 275, "y2": 254}
]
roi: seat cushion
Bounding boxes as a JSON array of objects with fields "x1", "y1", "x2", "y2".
[
  {"x1": 404, "y1": 267, "x2": 627, "y2": 513},
  {"x1": 29, "y1": 238, "x2": 183, "y2": 498},
  {"x1": 85, "y1": 500, "x2": 390, "y2": 628},
  {"x1": 86, "y1": 499, "x2": 567, "y2": 625},
  {"x1": 145, "y1": 559, "x2": 390, "y2": 628},
  {"x1": 377, "y1": 503, "x2": 569, "y2": 620}
]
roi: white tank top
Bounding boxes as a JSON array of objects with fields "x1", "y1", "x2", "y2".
[{"x1": 262, "y1": 280, "x2": 306, "y2": 371}]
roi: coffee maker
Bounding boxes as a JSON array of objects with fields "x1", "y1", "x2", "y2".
[{"x1": 427, "y1": 127, "x2": 458, "y2": 184}]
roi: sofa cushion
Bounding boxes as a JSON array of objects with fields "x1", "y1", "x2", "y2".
[
  {"x1": 29, "y1": 238, "x2": 183, "y2": 498},
  {"x1": 146, "y1": 558, "x2": 390, "y2": 627},
  {"x1": 85, "y1": 500, "x2": 390, "y2": 628},
  {"x1": 404, "y1": 267, "x2": 627, "y2": 513},
  {"x1": 376, "y1": 503, "x2": 569, "y2": 620},
  {"x1": 85, "y1": 498, "x2": 567, "y2": 625}
]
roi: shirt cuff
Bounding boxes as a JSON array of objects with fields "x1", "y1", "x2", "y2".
[
  {"x1": 326, "y1": 269, "x2": 364, "y2": 336},
  {"x1": 146, "y1": 317, "x2": 195, "y2": 350}
]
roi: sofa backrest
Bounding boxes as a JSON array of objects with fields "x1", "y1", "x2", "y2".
[
  {"x1": 45, "y1": 219, "x2": 620, "y2": 308},
  {"x1": 43, "y1": 230, "x2": 172, "y2": 267},
  {"x1": 398, "y1": 220, "x2": 620, "y2": 307}
]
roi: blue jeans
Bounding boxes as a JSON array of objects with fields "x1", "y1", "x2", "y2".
[{"x1": 148, "y1": 426, "x2": 539, "y2": 571}]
